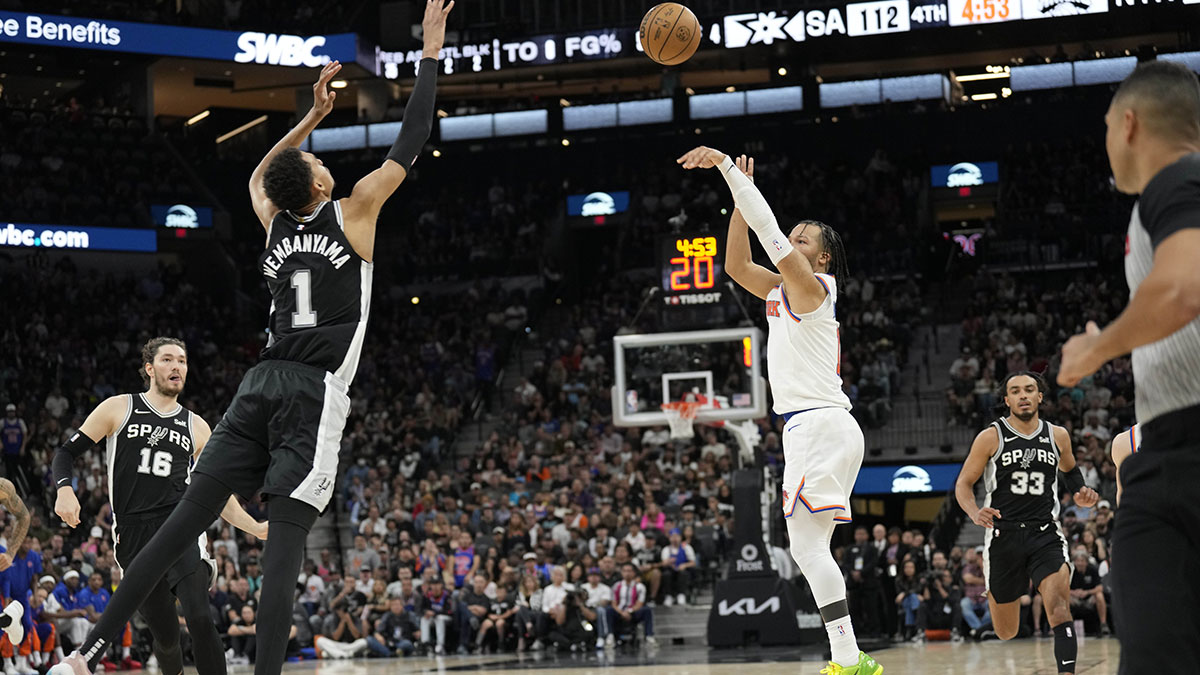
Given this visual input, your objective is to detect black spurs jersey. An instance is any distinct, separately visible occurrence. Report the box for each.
[259,200,372,384]
[108,393,196,522]
[981,418,1062,523]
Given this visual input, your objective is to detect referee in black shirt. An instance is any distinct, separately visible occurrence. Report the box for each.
[1058,60,1200,673]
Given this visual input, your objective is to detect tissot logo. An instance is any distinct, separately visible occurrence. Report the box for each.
[946,162,984,187]
[234,32,330,67]
[717,597,780,616]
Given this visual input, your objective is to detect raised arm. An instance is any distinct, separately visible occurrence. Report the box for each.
[248,60,343,230]
[0,478,29,570]
[53,395,126,528]
[679,146,828,312]
[191,416,269,540]
[955,427,1000,528]
[723,155,781,300]
[340,0,453,261]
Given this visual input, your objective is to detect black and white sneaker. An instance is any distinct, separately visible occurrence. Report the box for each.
[0,601,23,647]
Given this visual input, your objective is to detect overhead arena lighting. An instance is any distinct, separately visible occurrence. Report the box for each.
[186,110,210,126]
[215,115,268,144]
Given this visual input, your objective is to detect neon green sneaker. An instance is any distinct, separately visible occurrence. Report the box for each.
[819,651,883,675]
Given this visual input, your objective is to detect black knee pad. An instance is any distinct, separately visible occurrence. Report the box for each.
[1053,622,1077,673]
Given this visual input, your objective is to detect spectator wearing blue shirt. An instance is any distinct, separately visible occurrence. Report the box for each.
[75,573,109,618]
[1,542,42,646]
[52,571,91,647]
[76,572,139,669]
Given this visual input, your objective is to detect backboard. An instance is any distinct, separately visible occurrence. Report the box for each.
[611,327,766,427]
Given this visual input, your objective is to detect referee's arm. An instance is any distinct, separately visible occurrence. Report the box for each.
[1058,229,1200,385]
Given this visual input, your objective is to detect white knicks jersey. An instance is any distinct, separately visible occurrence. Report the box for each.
[764,273,851,413]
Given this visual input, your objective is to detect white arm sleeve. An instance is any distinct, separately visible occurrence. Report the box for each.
[718,155,794,266]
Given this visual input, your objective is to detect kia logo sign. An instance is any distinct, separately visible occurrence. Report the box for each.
[891,465,933,493]
[235,32,330,67]
[717,597,780,616]
[581,192,617,217]
[165,204,199,229]
[946,162,984,188]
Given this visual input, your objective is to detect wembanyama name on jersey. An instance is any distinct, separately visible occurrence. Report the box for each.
[260,231,353,280]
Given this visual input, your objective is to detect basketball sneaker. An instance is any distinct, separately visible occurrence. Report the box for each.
[46,652,93,675]
[1,601,24,646]
[819,651,883,675]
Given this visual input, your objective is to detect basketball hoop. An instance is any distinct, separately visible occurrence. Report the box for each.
[661,401,702,439]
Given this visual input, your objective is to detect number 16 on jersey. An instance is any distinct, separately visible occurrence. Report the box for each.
[846,0,911,36]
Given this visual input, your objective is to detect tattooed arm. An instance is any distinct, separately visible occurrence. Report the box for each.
[0,477,30,571]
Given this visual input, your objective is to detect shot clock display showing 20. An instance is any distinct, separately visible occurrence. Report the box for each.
[660,234,725,305]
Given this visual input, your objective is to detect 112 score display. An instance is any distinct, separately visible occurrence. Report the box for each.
[660,235,724,294]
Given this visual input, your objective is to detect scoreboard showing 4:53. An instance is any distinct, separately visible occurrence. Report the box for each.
[660,234,726,308]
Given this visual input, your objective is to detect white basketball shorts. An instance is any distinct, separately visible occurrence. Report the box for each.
[780,406,864,524]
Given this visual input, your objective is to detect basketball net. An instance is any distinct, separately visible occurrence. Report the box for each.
[661,400,701,439]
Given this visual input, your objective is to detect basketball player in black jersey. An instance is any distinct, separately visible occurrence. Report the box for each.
[955,372,1099,675]
[51,3,454,674]
[50,337,266,674]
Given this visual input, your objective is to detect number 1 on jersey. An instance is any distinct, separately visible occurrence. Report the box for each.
[291,269,318,328]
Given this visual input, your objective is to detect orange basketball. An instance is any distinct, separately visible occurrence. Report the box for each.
[639,3,701,66]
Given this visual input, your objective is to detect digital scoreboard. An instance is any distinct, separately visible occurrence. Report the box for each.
[660,234,725,307]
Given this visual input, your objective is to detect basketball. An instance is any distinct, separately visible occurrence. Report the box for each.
[639,3,701,66]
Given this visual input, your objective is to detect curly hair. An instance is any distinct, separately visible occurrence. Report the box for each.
[140,337,186,387]
[262,147,314,212]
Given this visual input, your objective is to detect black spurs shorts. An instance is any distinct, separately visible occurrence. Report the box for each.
[983,520,1069,604]
[193,360,349,512]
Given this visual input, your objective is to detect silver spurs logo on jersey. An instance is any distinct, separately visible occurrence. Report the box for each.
[146,427,168,447]
[261,233,351,280]
[1019,447,1037,469]
[125,423,192,452]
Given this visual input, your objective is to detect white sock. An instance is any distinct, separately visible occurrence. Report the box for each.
[825,614,859,667]
[122,646,131,659]
[54,646,65,662]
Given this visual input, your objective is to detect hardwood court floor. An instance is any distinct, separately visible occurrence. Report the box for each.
[235,637,1120,674]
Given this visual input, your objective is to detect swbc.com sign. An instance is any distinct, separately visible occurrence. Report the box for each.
[0,223,157,253]
[0,11,358,65]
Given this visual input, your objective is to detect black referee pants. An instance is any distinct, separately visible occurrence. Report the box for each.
[1112,404,1200,674]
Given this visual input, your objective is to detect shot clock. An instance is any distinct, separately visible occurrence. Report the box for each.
[659,234,727,308]
[661,235,721,293]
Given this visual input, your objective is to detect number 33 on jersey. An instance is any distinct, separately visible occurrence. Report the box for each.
[981,418,1063,522]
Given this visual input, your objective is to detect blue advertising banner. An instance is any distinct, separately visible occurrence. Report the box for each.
[0,222,157,252]
[851,463,962,495]
[0,11,358,66]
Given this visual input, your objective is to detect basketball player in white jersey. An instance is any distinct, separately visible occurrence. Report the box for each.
[1109,424,1139,505]
[679,149,881,675]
